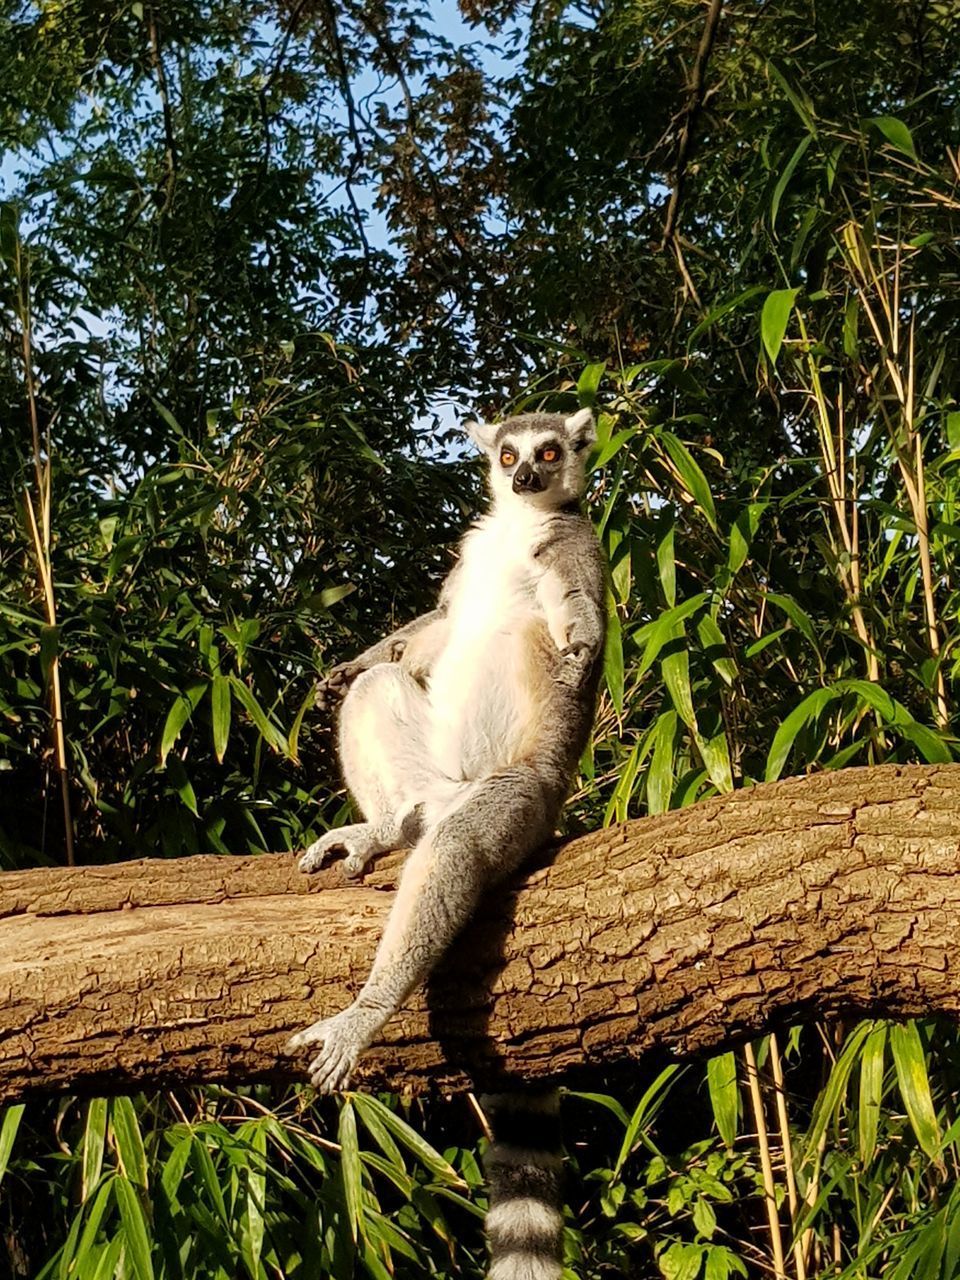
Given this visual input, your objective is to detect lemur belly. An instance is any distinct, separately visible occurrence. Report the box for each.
[427,512,549,780]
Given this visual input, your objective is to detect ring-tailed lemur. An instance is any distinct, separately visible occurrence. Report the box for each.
[288,408,606,1279]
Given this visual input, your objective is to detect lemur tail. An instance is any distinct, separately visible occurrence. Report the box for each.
[482,1091,565,1280]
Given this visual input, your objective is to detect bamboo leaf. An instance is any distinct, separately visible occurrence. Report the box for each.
[661,433,718,531]
[765,687,839,781]
[229,676,288,755]
[657,522,676,607]
[647,711,677,815]
[761,288,800,366]
[890,1021,941,1160]
[338,1100,363,1245]
[867,115,918,160]
[111,1097,148,1191]
[359,1094,464,1186]
[662,638,696,732]
[159,682,206,766]
[696,728,733,793]
[0,1103,25,1190]
[770,135,813,230]
[707,1052,739,1147]
[211,673,231,763]
[603,590,624,715]
[858,1022,887,1169]
[82,1098,108,1201]
[115,1175,155,1280]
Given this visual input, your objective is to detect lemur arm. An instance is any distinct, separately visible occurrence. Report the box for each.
[536,536,606,687]
[315,609,444,710]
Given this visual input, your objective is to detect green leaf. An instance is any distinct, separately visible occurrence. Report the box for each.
[657,522,676,607]
[338,1100,363,1245]
[763,592,820,650]
[858,1022,886,1169]
[687,285,768,348]
[647,711,677,815]
[613,1066,681,1176]
[696,728,733,793]
[74,1177,116,1274]
[707,1052,739,1147]
[82,1098,108,1201]
[637,595,709,677]
[319,583,356,609]
[843,296,860,360]
[761,288,800,366]
[693,1196,718,1240]
[359,1094,464,1186]
[148,396,185,437]
[728,505,758,578]
[697,614,736,686]
[111,1097,148,1190]
[946,411,960,450]
[0,1104,25,1190]
[211,674,231,763]
[662,637,696,732]
[661,432,718,531]
[159,682,206,766]
[114,1175,155,1280]
[603,591,624,715]
[229,676,289,755]
[770,135,813,230]
[237,1120,267,1279]
[590,428,637,471]
[765,686,839,781]
[802,1022,875,1163]
[890,1021,941,1160]
[867,115,918,160]
[577,361,607,404]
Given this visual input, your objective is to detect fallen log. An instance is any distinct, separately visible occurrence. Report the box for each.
[1,763,959,1102]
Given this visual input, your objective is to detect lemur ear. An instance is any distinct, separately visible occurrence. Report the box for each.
[465,418,498,450]
[564,407,596,453]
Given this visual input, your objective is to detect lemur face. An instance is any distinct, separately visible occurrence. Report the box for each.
[467,410,596,509]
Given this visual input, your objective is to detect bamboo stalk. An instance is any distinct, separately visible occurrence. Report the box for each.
[743,1041,787,1279]
[15,224,75,865]
[769,1034,806,1280]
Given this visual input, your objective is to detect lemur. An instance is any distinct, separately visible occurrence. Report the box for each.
[288,408,606,1279]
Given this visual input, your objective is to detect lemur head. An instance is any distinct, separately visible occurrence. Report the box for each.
[466,410,596,509]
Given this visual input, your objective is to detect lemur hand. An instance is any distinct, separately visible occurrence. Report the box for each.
[315,660,364,712]
[556,640,595,688]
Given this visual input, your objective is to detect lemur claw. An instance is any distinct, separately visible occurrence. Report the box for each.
[298,828,374,876]
[287,1010,364,1093]
[315,660,364,712]
[556,643,592,688]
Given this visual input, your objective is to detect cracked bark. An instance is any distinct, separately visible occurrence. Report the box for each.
[1,763,959,1103]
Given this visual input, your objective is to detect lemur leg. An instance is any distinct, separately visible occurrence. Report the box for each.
[288,762,560,1090]
[300,664,438,877]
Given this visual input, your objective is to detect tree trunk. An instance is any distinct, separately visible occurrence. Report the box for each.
[2,763,959,1103]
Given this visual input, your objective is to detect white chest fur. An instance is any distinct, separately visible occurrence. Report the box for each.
[427,502,550,779]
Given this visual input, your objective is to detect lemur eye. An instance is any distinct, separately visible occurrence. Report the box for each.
[539,446,561,463]
[500,449,517,467]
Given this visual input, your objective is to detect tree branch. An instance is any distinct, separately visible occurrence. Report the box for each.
[3,763,960,1103]
[661,0,724,252]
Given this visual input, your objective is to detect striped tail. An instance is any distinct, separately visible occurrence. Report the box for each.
[481,1090,565,1280]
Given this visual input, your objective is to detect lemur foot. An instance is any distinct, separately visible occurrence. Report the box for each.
[298,825,378,877]
[287,1008,369,1092]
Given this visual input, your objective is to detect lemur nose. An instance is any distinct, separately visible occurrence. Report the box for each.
[513,464,543,493]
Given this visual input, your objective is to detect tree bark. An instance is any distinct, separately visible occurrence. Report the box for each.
[2,763,959,1103]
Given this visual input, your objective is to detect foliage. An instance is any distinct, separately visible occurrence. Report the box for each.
[1,0,960,1278]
